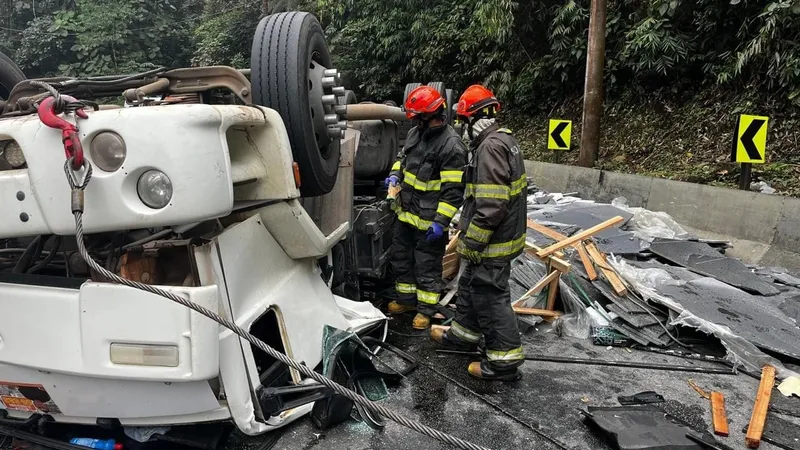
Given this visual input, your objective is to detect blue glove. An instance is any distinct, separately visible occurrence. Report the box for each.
[385,175,400,188]
[426,222,445,242]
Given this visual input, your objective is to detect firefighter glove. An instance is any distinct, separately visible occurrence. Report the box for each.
[426,222,445,242]
[457,240,483,264]
[385,175,400,188]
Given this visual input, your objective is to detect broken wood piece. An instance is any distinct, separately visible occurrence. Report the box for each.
[512,307,563,318]
[514,270,560,307]
[711,391,729,437]
[576,244,598,280]
[535,216,625,258]
[688,379,711,399]
[745,365,776,448]
[527,219,568,242]
[585,242,628,296]
[445,231,461,254]
[546,272,561,310]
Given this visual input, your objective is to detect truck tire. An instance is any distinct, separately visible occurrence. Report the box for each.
[0,51,25,100]
[251,12,341,197]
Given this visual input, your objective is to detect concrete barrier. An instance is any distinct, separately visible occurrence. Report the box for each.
[525,160,800,273]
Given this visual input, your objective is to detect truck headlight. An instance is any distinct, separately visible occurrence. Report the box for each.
[90,131,126,172]
[137,170,173,209]
[2,141,26,168]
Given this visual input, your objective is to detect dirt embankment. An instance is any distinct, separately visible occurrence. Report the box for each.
[506,89,800,196]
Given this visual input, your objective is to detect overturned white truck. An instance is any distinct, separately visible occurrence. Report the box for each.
[0,12,429,436]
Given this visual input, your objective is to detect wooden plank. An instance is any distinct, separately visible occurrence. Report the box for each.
[577,244,598,281]
[445,231,461,254]
[746,365,776,448]
[513,307,563,318]
[513,270,559,306]
[585,242,628,296]
[711,391,729,437]
[536,216,625,258]
[547,255,571,273]
[546,272,561,310]
[443,253,459,265]
[526,219,587,276]
[525,243,564,259]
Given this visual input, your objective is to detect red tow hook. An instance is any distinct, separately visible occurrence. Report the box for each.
[37,96,89,169]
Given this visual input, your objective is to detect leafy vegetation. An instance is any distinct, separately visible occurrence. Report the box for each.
[2,0,800,193]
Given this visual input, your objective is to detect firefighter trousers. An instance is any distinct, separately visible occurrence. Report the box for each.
[389,220,446,316]
[447,260,524,371]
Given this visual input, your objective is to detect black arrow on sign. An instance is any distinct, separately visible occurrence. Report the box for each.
[551,122,569,148]
[740,118,766,161]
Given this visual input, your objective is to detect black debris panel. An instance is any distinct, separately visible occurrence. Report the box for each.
[582,405,708,450]
[658,277,800,361]
[741,414,800,450]
[649,238,779,296]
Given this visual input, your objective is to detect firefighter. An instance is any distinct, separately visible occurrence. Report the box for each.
[385,86,467,330]
[431,85,527,381]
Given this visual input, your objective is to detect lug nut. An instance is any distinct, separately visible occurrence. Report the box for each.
[324,114,339,125]
[332,86,346,96]
[322,94,337,105]
[337,121,347,130]
[327,127,343,138]
[334,105,348,116]
[323,68,339,78]
[322,77,337,88]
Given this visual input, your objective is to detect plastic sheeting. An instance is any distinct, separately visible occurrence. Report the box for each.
[609,256,800,380]
[611,197,691,241]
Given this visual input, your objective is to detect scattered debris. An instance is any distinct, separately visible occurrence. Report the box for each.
[710,392,729,437]
[778,376,800,398]
[617,391,665,405]
[752,414,800,450]
[750,181,776,195]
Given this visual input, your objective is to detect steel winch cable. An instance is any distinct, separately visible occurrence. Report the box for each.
[61,159,492,450]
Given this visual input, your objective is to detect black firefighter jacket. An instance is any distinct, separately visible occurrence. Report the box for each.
[458,123,527,261]
[390,124,467,231]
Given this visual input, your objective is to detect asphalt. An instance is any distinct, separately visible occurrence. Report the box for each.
[225,314,800,450]
[3,314,797,450]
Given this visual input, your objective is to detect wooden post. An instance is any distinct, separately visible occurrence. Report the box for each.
[578,0,608,168]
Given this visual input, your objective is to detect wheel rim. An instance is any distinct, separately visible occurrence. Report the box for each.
[308,53,347,161]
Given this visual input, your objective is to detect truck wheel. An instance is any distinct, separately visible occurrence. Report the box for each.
[445,88,456,126]
[251,12,345,197]
[0,51,25,100]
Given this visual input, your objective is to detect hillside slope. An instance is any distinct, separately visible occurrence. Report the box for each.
[507,89,800,196]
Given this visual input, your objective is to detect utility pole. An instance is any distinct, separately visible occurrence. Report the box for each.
[578,0,608,168]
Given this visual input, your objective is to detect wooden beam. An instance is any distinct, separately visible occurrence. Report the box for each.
[746,365,776,448]
[546,272,561,310]
[513,270,559,306]
[513,307,563,318]
[525,244,564,260]
[527,219,569,241]
[536,216,624,258]
[585,242,628,296]
[711,391,729,437]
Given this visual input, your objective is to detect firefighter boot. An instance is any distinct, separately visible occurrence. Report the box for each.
[412,313,431,330]
[431,327,479,353]
[468,361,522,381]
[387,301,416,314]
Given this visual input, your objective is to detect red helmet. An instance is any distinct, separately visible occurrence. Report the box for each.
[456,85,501,118]
[404,86,445,119]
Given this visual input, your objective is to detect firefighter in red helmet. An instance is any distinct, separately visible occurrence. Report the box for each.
[385,85,467,330]
[431,84,527,381]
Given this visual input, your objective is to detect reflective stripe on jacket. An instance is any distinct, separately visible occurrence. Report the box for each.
[458,123,527,261]
[389,124,467,230]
